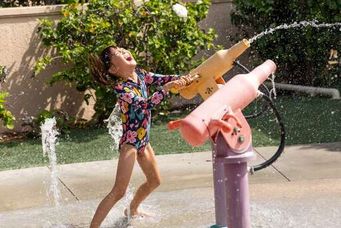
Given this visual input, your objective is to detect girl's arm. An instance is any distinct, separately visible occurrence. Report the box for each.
[115,84,167,110]
[144,72,179,87]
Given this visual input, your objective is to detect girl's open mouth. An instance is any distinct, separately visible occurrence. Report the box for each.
[126,56,132,61]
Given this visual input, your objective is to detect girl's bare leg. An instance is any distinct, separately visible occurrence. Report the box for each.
[90,144,137,228]
[128,143,161,216]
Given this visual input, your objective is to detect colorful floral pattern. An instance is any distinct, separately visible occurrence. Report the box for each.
[114,68,178,154]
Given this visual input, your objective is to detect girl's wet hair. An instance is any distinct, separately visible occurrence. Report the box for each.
[88,45,117,86]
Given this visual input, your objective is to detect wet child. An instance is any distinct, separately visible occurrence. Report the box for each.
[88,46,191,227]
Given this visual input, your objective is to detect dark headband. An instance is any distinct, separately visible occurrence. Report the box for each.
[102,50,111,70]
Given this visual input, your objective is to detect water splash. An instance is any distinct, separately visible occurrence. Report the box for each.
[249,21,341,43]
[40,118,61,207]
[103,184,160,227]
[269,73,277,99]
[123,185,134,224]
[105,103,123,151]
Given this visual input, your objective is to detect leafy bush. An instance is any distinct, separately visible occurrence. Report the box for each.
[0,65,15,129]
[0,92,15,129]
[0,0,63,7]
[0,65,8,83]
[231,0,340,88]
[0,0,87,7]
[35,0,217,123]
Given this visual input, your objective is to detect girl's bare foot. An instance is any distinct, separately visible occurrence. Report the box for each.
[124,208,154,218]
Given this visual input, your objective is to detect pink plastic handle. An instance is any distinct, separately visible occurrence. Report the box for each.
[222,114,242,128]
[208,119,233,133]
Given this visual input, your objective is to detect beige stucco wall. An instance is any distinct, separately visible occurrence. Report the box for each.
[0,5,97,133]
[0,0,236,133]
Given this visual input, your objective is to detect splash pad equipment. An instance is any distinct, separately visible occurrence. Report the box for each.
[168,39,285,227]
[169,60,276,228]
[172,39,285,172]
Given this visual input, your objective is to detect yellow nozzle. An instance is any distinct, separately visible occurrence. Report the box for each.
[178,39,250,100]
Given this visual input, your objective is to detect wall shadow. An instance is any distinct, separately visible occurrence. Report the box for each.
[2,21,92,133]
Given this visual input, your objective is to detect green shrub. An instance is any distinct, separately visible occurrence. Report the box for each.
[0,65,8,83]
[231,0,340,89]
[0,92,15,129]
[0,65,15,129]
[0,0,62,7]
[0,0,86,8]
[35,0,217,123]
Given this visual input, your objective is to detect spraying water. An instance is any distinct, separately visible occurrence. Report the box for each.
[105,103,123,151]
[40,117,61,207]
[249,20,341,43]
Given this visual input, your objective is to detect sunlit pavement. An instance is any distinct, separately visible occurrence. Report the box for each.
[0,142,340,227]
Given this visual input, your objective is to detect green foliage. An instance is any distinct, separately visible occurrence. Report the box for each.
[0,0,60,7]
[0,0,85,8]
[0,65,14,129]
[35,0,217,123]
[0,92,15,129]
[0,65,8,83]
[231,0,340,88]
[34,56,53,75]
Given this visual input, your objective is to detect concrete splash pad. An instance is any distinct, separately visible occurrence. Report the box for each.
[0,143,340,227]
[1,182,340,228]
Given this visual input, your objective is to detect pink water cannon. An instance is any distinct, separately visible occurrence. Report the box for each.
[168,59,277,228]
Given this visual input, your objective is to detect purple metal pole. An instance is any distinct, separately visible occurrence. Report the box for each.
[212,150,228,226]
[212,133,255,228]
[224,161,251,228]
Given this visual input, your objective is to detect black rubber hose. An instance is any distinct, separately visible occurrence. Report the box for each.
[251,93,286,172]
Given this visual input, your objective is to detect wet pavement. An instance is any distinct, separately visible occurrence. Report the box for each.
[0,142,340,227]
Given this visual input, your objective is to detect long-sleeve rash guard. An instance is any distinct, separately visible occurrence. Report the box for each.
[114,68,178,153]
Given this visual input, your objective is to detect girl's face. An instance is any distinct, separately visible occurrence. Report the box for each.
[108,47,137,79]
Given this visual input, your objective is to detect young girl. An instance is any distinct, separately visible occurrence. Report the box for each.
[88,46,190,227]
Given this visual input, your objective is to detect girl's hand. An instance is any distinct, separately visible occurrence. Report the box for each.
[179,74,191,86]
[163,78,186,92]
[163,74,199,92]
[180,74,199,86]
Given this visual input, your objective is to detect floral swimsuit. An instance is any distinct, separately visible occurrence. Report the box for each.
[114,69,178,154]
